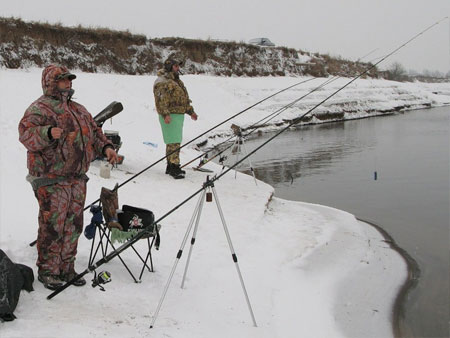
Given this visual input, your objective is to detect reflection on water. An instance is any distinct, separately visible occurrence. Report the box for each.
[252,143,350,183]
[235,119,377,186]
[220,107,450,338]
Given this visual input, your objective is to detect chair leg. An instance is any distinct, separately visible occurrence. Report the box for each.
[88,224,110,266]
[131,242,153,272]
[103,229,111,257]
[103,233,140,283]
[88,234,96,266]
[148,237,155,272]
[99,227,109,258]
[138,237,155,280]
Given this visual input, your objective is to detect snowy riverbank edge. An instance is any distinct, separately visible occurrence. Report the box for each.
[1,68,449,337]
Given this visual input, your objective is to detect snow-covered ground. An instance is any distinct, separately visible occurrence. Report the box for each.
[1,68,448,337]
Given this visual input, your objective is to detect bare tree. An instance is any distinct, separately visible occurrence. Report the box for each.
[431,70,444,78]
[386,62,407,81]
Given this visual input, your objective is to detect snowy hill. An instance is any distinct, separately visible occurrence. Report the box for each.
[0,17,379,78]
[1,68,449,337]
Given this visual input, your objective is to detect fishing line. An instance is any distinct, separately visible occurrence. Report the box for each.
[356,48,379,62]
[47,17,448,300]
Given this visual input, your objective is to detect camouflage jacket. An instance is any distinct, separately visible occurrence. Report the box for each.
[153,69,195,117]
[18,65,112,179]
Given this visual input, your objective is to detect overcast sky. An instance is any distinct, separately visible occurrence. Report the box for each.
[2,0,450,73]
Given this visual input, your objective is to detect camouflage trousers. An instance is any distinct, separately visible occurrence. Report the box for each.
[166,143,181,165]
[34,179,87,276]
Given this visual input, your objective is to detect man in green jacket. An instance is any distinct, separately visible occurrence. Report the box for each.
[153,54,198,179]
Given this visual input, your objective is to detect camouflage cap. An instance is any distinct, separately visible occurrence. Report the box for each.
[56,72,76,81]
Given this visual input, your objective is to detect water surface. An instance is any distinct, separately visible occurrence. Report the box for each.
[229,107,449,337]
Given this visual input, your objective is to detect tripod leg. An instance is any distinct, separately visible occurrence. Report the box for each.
[181,188,206,288]
[150,190,206,328]
[211,187,257,327]
[240,139,258,186]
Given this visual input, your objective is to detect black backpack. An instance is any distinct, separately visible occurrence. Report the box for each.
[0,249,34,321]
[117,205,160,249]
[118,205,155,232]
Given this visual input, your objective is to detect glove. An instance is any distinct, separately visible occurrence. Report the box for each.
[84,205,103,240]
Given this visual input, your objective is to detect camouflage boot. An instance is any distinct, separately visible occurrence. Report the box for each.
[38,273,63,290]
[60,270,87,286]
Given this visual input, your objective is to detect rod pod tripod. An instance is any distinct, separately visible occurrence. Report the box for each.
[150,176,257,328]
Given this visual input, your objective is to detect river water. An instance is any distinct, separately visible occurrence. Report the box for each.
[229,107,449,338]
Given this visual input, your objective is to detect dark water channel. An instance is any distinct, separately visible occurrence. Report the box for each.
[228,107,449,338]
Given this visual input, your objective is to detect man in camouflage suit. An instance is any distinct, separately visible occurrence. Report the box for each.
[18,65,118,290]
[153,54,198,179]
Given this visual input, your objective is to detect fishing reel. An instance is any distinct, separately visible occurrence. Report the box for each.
[92,270,112,291]
[198,152,209,166]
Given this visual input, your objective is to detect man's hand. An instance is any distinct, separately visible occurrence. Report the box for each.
[164,115,172,124]
[50,127,63,139]
[190,112,198,121]
[105,147,119,165]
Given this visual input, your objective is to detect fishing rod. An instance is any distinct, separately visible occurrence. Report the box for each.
[47,17,448,301]
[182,75,340,170]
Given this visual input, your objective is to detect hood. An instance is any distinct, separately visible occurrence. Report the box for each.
[156,68,179,80]
[157,68,169,77]
[41,65,76,97]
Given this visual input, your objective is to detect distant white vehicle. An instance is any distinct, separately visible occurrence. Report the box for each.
[248,38,275,47]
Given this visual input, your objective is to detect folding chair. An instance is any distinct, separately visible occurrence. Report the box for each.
[85,186,161,283]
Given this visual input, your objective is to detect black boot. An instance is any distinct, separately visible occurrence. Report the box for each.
[166,162,185,175]
[168,163,185,179]
[173,164,186,177]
